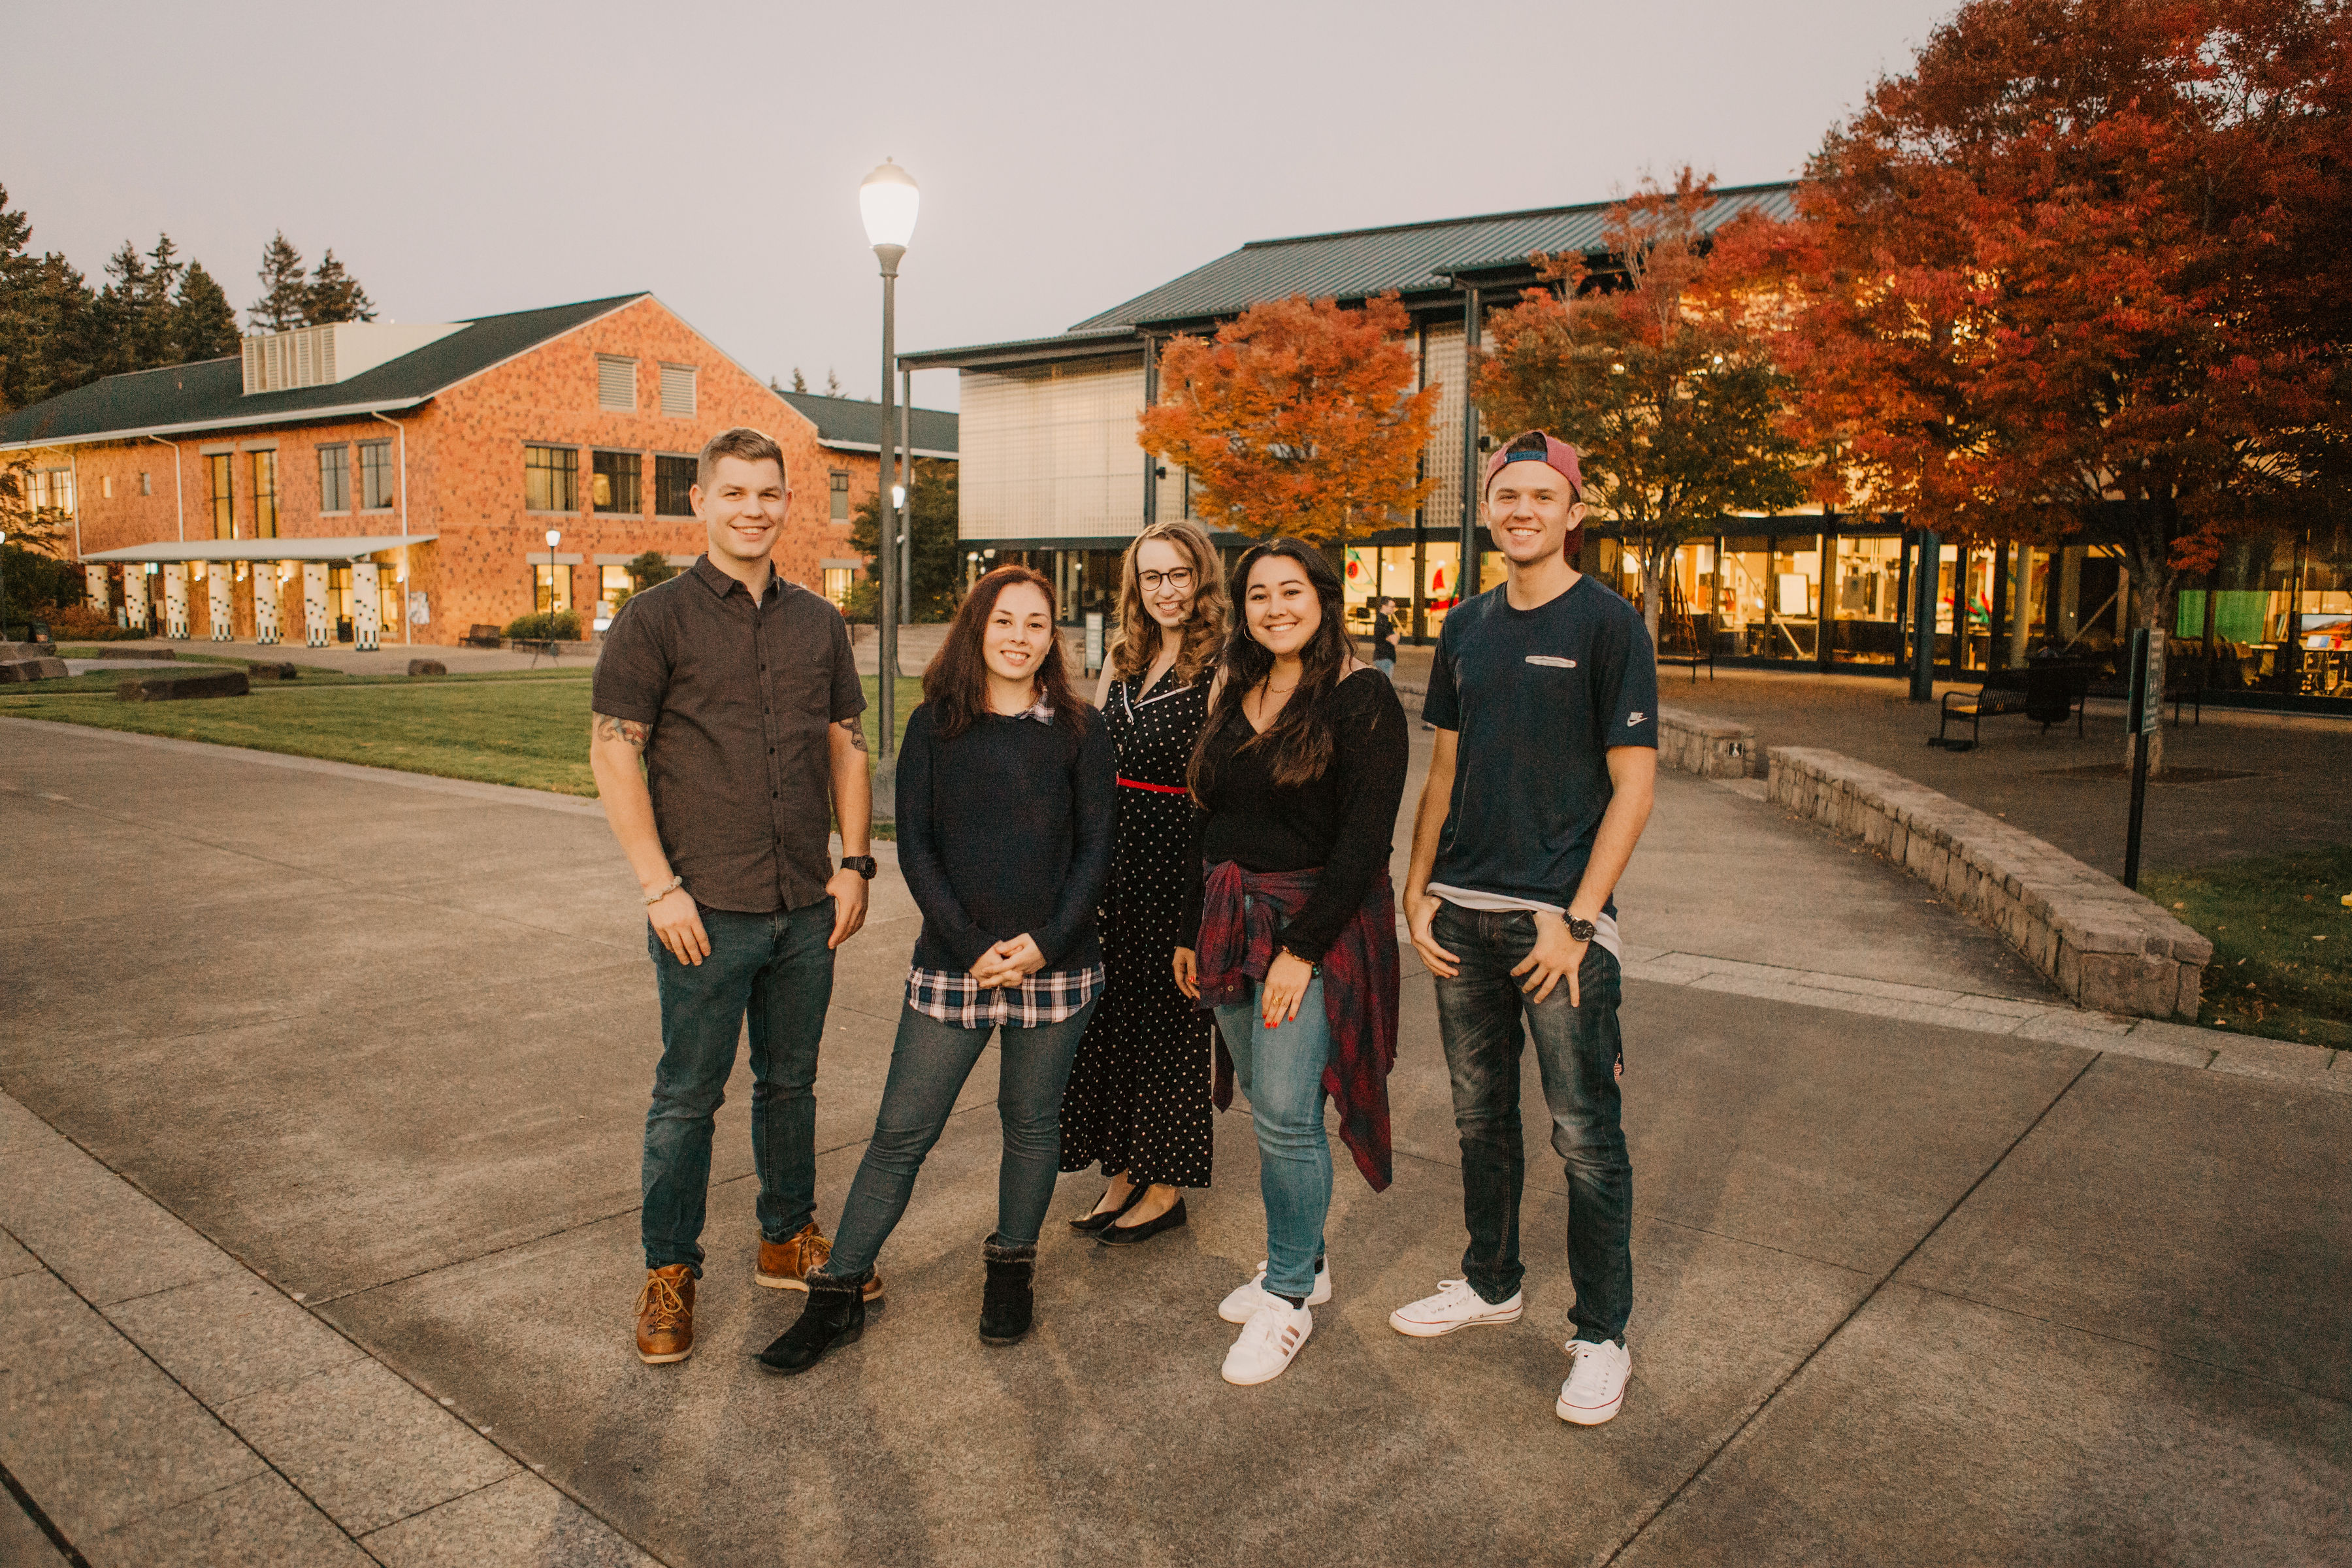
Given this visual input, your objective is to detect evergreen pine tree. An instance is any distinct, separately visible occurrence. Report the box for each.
[302,248,376,324]
[791,367,808,393]
[172,261,240,360]
[250,232,308,332]
[0,184,100,414]
[825,367,841,396]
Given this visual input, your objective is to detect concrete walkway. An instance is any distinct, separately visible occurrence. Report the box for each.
[1,719,2345,1565]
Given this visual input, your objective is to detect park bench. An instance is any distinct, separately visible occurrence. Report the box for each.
[1931,660,2089,750]
[463,624,504,649]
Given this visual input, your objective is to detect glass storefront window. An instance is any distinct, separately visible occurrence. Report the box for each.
[1829,534,1903,663]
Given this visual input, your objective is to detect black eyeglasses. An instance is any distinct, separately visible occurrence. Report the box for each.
[1138,568,1195,592]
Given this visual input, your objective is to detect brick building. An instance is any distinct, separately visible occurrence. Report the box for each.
[0,293,955,646]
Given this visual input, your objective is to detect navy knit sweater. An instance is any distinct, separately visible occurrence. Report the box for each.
[893,702,1117,974]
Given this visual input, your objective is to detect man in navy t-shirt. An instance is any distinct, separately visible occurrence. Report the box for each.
[1386,430,1658,1428]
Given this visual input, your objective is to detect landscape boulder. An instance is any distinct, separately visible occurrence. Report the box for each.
[118,669,249,702]
[246,661,299,680]
[0,657,69,683]
[97,647,171,660]
[408,658,448,677]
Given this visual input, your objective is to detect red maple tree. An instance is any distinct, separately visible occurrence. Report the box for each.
[1716,0,2349,768]
[1138,293,1437,563]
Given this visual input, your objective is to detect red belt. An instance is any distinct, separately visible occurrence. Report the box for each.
[1117,776,1189,794]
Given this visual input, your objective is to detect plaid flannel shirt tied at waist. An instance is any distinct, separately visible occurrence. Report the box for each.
[905,963,1105,1028]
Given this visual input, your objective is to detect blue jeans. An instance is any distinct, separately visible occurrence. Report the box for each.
[820,999,1098,1279]
[1431,902,1631,1345]
[1215,972,1333,1302]
[642,901,835,1273]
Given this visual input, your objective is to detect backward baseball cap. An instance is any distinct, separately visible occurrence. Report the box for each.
[1482,429,1584,498]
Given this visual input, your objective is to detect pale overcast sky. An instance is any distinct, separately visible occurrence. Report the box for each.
[7,0,1955,411]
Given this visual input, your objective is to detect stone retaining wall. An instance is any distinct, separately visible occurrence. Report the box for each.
[1767,747,2210,1019]
[1656,704,1759,779]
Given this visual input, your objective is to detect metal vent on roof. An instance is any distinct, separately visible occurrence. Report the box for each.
[598,355,637,410]
[659,363,696,417]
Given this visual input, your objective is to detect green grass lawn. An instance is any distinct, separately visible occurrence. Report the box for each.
[2145,845,2352,1051]
[1,672,925,801]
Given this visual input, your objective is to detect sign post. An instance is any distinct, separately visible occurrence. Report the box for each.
[2122,627,2155,889]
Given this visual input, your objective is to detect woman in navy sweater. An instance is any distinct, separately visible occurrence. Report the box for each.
[762,566,1115,1375]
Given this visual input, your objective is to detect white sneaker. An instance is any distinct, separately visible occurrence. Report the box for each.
[1387,1277,1524,1337]
[1221,1299,1313,1386]
[1556,1337,1631,1425]
[1217,1258,1331,1324]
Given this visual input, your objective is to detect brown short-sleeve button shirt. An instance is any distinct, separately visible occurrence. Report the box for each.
[593,556,865,914]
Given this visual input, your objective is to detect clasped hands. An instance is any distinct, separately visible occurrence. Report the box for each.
[968,933,1046,989]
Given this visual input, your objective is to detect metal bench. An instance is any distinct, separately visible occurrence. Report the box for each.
[1931,660,2089,750]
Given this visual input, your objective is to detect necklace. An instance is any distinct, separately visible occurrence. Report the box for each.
[1262,679,1298,695]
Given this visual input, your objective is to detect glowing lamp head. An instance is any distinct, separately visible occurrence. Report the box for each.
[859,159,920,253]
[544,529,561,549]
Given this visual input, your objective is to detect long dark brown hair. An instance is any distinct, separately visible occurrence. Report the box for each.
[923,565,1088,740]
[1108,519,1229,688]
[1190,538,1356,796]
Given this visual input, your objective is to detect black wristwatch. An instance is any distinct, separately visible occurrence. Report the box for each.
[1566,915,1597,943]
[840,855,878,880]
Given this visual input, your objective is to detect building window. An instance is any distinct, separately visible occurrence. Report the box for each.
[139,470,152,496]
[359,440,395,510]
[318,446,350,512]
[830,470,850,522]
[205,453,233,538]
[655,454,696,517]
[823,566,853,606]
[248,451,278,538]
[101,474,114,500]
[24,467,75,517]
[525,444,578,512]
[593,451,642,514]
[534,562,573,613]
[596,354,638,411]
[595,564,631,632]
[659,363,696,417]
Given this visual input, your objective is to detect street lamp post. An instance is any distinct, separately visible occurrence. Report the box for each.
[860,157,919,780]
[545,527,561,624]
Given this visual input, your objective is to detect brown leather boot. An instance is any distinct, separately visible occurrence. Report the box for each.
[757,1223,884,1303]
[634,1265,695,1364]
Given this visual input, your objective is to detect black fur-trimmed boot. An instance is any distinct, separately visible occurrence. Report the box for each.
[758,1269,867,1375]
[977,1235,1036,1347]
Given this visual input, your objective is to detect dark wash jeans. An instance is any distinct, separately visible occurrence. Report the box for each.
[642,900,835,1274]
[818,998,1098,1281]
[1431,902,1631,1345]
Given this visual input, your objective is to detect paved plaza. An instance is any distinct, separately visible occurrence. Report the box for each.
[1,715,2345,1566]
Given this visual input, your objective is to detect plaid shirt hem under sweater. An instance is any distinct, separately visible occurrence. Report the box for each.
[906,964,1105,1028]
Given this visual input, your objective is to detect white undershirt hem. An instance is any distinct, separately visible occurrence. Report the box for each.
[1426,885,1621,961]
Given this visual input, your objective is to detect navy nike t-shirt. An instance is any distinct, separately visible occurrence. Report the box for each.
[1422,575,1659,913]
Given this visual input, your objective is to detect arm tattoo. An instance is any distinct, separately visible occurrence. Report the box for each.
[593,712,651,752]
[838,717,869,753]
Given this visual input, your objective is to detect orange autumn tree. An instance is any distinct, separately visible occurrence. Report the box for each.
[1139,292,1438,566]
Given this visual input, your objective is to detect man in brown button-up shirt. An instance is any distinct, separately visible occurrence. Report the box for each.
[589,427,875,1365]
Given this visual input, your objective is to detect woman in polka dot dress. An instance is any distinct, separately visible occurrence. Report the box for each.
[1060,520,1230,1243]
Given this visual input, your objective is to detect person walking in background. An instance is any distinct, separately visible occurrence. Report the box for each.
[1390,431,1658,1427]
[1060,521,1229,1249]
[1369,597,1398,678]
[589,427,877,1367]
[1174,540,1408,1386]
[762,566,1115,1375]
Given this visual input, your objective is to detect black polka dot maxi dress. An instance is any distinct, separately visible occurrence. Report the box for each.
[1058,666,1215,1190]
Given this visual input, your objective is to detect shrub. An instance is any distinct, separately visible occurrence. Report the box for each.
[504,610,582,640]
[625,550,678,593]
[46,604,144,641]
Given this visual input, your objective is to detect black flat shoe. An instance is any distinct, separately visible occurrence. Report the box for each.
[1096,1195,1188,1247]
[1068,1183,1147,1235]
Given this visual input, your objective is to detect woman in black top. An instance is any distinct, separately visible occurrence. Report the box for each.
[1174,539,1408,1387]
[1060,519,1229,1246]
[762,566,1115,1375]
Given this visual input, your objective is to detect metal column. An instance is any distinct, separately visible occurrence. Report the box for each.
[1454,286,1484,603]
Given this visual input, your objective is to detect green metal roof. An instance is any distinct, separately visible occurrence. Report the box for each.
[775,391,957,458]
[1071,183,1797,330]
[0,294,648,449]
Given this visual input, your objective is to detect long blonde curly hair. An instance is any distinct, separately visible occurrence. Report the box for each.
[1107,519,1228,688]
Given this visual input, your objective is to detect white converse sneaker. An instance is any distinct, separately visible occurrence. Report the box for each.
[1220,1299,1313,1386]
[1387,1277,1524,1337]
[1217,1258,1332,1324]
[1556,1337,1631,1425]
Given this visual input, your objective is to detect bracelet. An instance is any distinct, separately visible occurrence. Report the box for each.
[1278,946,1320,977]
[642,875,683,905]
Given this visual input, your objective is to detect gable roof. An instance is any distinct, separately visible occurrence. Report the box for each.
[775,390,958,459]
[0,293,647,449]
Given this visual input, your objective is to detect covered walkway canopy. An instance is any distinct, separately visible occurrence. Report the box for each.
[80,534,436,564]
